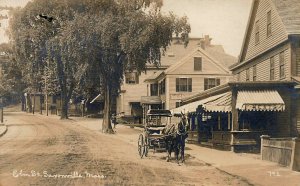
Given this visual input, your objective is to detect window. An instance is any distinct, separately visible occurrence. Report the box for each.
[125,72,139,84]
[194,57,202,71]
[159,79,166,95]
[237,72,240,81]
[255,20,260,44]
[279,51,285,78]
[176,78,192,92]
[246,68,250,81]
[150,83,158,96]
[176,101,182,108]
[267,11,272,37]
[204,78,220,90]
[253,65,257,81]
[270,56,275,80]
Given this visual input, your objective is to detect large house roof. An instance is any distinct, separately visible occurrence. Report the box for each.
[159,38,201,67]
[147,37,236,69]
[271,0,300,34]
[164,46,234,74]
[205,45,237,68]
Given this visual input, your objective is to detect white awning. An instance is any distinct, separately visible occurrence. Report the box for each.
[203,92,232,112]
[236,90,285,111]
[172,92,232,114]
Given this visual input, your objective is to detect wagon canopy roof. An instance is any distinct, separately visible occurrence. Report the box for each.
[147,109,172,117]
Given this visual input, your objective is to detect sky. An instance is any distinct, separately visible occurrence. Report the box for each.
[0,0,253,57]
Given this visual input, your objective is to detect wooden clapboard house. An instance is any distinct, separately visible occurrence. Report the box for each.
[116,36,236,123]
[230,0,300,137]
[144,36,236,111]
[173,0,300,152]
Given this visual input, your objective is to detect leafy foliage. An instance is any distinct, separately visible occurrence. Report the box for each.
[8,0,190,130]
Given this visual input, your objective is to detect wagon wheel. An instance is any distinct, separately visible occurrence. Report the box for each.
[138,134,145,158]
[144,136,149,157]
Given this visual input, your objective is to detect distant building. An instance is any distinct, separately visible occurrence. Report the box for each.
[116,36,236,123]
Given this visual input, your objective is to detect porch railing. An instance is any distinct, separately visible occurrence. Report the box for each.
[212,131,231,145]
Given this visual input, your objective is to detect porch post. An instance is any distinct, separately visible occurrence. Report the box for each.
[142,104,145,125]
[231,88,239,151]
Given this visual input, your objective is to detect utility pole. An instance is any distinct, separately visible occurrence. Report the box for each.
[33,92,35,115]
[45,76,48,116]
[0,98,3,123]
[0,107,3,123]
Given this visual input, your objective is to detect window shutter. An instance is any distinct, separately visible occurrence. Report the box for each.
[216,79,220,86]
[204,78,208,90]
[188,78,192,92]
[176,78,179,92]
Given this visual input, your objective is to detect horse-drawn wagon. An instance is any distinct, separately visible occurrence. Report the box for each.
[138,109,172,158]
[138,109,189,163]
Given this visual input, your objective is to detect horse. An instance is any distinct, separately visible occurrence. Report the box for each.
[163,112,189,163]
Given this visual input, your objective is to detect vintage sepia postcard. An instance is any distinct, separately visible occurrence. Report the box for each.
[0,0,299,185]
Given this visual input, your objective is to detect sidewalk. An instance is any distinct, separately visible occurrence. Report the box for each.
[33,114,300,186]
[186,144,300,186]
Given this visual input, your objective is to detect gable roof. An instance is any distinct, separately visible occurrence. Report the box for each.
[164,46,234,74]
[205,45,237,68]
[237,0,300,64]
[271,0,300,34]
[146,38,201,68]
[147,37,237,70]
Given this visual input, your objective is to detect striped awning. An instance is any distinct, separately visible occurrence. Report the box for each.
[172,92,232,114]
[203,92,232,112]
[236,90,285,111]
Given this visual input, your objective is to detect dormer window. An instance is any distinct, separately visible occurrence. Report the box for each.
[194,57,202,71]
[267,11,272,37]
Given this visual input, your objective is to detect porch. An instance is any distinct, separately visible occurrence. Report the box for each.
[172,82,295,152]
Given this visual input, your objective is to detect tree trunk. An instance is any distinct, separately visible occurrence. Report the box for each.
[60,95,68,119]
[55,54,74,120]
[102,83,114,133]
[60,83,74,119]
[26,95,32,113]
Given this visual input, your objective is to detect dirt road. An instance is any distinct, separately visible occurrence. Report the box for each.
[0,111,251,186]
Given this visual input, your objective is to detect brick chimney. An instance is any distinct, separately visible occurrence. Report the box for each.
[204,35,212,46]
[199,35,212,50]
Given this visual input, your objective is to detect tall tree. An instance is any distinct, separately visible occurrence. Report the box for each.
[0,43,26,106]
[8,0,190,127]
[8,0,93,119]
[84,1,191,133]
